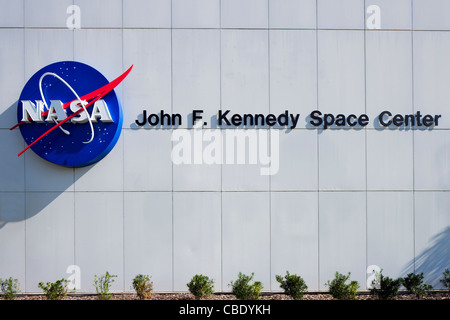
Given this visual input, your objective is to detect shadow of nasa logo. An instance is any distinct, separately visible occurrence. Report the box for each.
[11,61,132,167]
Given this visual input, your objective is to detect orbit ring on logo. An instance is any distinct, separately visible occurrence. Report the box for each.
[11,61,133,167]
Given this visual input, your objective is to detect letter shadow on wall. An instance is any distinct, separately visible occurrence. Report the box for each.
[305,113,366,133]
[372,112,436,131]
[402,226,450,288]
[0,100,98,229]
[129,109,181,129]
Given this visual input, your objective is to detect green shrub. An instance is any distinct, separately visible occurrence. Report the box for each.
[187,274,215,299]
[370,270,401,300]
[229,272,263,300]
[38,279,69,300]
[275,271,308,299]
[132,274,153,300]
[326,272,359,300]
[94,271,117,300]
[0,277,20,300]
[401,273,432,298]
[440,269,450,291]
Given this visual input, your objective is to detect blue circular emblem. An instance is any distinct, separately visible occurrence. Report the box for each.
[17,61,123,167]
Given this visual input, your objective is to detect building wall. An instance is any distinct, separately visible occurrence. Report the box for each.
[0,0,449,293]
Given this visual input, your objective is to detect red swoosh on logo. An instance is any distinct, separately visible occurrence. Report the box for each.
[15,65,133,157]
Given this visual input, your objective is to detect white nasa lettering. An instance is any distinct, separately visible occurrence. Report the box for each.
[21,100,45,123]
[45,100,68,122]
[70,100,89,123]
[90,100,113,123]
[21,99,113,123]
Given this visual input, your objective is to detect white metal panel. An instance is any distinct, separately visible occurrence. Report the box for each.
[221,129,271,191]
[413,32,450,129]
[24,0,73,28]
[0,29,24,129]
[269,0,316,29]
[24,150,75,192]
[269,30,317,126]
[318,0,364,29]
[318,192,366,290]
[318,129,366,191]
[365,31,413,125]
[25,192,74,293]
[221,29,269,116]
[318,30,365,116]
[414,192,450,288]
[74,0,122,28]
[172,0,220,28]
[367,192,414,280]
[122,29,172,129]
[413,0,450,30]
[414,130,450,190]
[270,192,319,291]
[0,130,25,192]
[222,192,270,291]
[123,0,171,28]
[172,29,220,129]
[366,130,413,191]
[0,192,25,291]
[123,129,173,191]
[24,29,74,81]
[271,129,318,191]
[74,192,124,293]
[172,128,222,191]
[221,0,268,29]
[0,0,24,27]
[173,192,222,291]
[124,192,173,292]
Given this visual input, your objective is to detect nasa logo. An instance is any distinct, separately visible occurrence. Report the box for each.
[11,61,132,167]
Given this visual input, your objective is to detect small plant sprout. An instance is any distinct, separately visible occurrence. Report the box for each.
[401,273,432,298]
[187,274,215,300]
[326,272,359,300]
[94,271,117,300]
[38,279,69,300]
[229,272,263,300]
[132,274,153,300]
[370,270,401,300]
[275,271,308,299]
[0,277,20,300]
[440,269,450,292]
